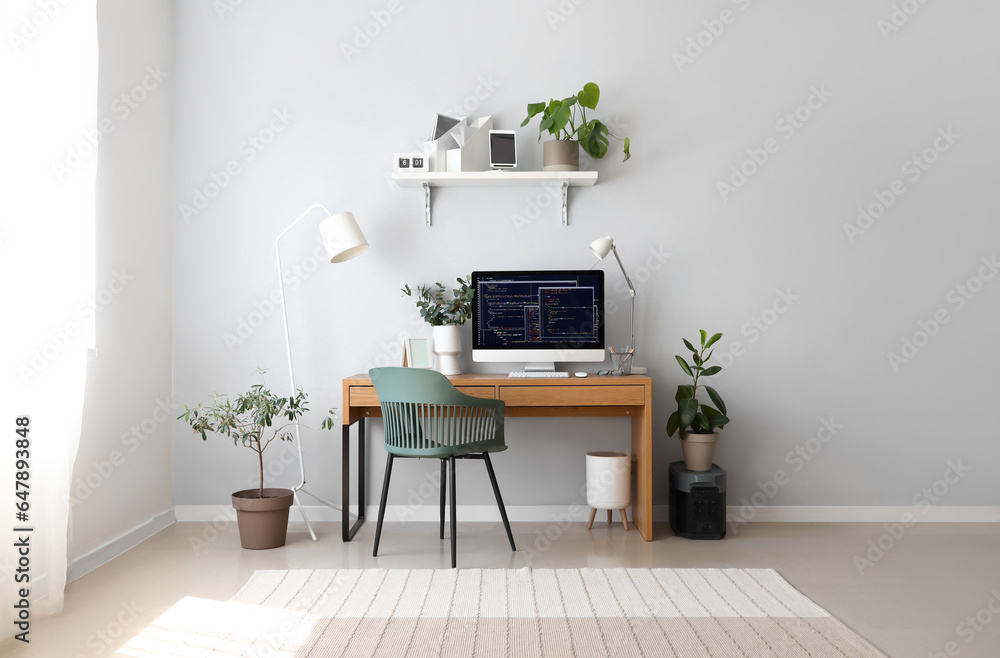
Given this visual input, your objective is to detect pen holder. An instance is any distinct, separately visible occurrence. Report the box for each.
[609,348,634,376]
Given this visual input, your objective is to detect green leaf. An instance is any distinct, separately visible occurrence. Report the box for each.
[521,102,545,126]
[691,413,710,432]
[561,94,578,107]
[709,414,730,430]
[666,410,680,438]
[675,355,693,377]
[675,385,694,402]
[580,119,609,159]
[705,386,726,415]
[705,332,723,349]
[700,405,720,418]
[701,365,721,377]
[621,136,630,162]
[693,353,702,366]
[699,329,708,345]
[682,338,696,353]
[678,398,699,428]
[549,104,572,136]
[578,82,600,110]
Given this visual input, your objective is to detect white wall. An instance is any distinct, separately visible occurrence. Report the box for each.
[171,1,1000,514]
[70,0,173,573]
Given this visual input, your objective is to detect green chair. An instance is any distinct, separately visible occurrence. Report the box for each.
[369,367,516,568]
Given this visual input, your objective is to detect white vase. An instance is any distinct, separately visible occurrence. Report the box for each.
[432,325,461,376]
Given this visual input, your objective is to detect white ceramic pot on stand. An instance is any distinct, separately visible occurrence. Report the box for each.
[585,451,631,531]
[433,325,461,376]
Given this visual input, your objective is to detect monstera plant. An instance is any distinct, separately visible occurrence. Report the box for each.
[521,82,631,170]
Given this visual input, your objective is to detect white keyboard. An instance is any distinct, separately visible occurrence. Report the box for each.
[507,371,569,378]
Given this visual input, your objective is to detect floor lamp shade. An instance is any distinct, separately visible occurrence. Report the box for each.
[320,211,369,263]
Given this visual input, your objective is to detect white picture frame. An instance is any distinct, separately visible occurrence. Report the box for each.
[489,129,517,169]
[402,336,434,369]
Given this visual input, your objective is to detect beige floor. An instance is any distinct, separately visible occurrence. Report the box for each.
[4,520,999,657]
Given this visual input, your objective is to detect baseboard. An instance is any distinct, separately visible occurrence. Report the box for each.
[172,504,1000,525]
[174,504,593,524]
[69,508,176,582]
[721,505,1000,524]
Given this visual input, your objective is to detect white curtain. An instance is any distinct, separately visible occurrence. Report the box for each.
[0,0,97,640]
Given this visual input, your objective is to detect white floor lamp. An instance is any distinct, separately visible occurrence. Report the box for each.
[275,205,369,540]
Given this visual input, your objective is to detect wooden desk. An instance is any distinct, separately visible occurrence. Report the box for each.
[342,373,654,541]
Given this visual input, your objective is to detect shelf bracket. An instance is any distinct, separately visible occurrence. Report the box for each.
[422,182,432,227]
[561,181,570,226]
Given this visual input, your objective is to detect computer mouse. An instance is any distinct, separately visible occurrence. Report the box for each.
[574,372,587,378]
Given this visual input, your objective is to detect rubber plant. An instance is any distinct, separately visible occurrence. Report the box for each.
[402,275,474,326]
[520,82,631,162]
[179,368,336,499]
[666,331,731,437]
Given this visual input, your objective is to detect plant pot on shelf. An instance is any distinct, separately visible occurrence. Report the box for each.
[543,139,580,171]
[679,432,719,472]
[433,324,462,376]
[231,488,294,549]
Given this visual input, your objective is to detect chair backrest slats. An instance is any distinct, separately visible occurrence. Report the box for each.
[370,368,506,458]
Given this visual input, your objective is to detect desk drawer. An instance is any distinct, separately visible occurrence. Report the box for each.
[499,385,644,407]
[349,386,495,407]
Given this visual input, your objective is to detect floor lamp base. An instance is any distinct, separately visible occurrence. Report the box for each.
[292,482,357,542]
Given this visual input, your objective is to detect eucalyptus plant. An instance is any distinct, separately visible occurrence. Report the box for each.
[178,368,336,499]
[520,82,631,162]
[666,331,731,437]
[402,275,474,326]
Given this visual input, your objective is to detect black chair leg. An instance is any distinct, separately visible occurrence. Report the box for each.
[373,454,394,557]
[449,455,457,568]
[483,452,516,552]
[439,458,447,540]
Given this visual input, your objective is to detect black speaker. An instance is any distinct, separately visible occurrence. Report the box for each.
[669,461,726,540]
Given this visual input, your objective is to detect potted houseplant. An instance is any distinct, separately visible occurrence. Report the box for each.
[178,368,335,549]
[402,275,473,376]
[666,331,731,471]
[520,82,631,171]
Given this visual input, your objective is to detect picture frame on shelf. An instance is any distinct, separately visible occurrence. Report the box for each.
[401,336,434,368]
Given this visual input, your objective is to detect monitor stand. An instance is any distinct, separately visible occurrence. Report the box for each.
[523,362,555,372]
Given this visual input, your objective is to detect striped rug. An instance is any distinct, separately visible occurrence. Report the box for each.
[117,568,886,657]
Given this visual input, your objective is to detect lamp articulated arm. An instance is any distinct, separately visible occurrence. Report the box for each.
[590,236,636,355]
[609,244,636,353]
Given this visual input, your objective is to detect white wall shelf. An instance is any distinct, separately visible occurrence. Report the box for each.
[392,171,598,227]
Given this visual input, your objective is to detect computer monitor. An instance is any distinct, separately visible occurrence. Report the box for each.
[472,270,605,371]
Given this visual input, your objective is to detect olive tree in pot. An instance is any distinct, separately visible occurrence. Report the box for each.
[402,275,473,376]
[666,331,731,472]
[179,369,335,549]
[521,82,631,171]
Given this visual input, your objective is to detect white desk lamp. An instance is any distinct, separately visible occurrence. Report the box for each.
[589,235,636,364]
[276,205,369,540]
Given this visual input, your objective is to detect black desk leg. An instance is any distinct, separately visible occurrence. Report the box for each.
[342,417,366,541]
